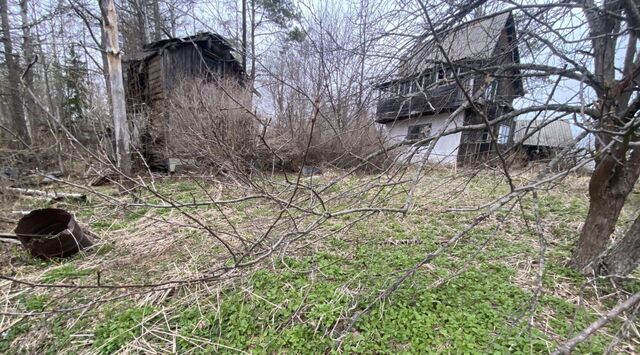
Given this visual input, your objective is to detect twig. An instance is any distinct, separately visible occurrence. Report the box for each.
[551,292,640,354]
[5,187,86,202]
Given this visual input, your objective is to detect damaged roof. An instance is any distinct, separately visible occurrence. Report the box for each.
[401,12,516,74]
[127,32,242,66]
[143,32,235,52]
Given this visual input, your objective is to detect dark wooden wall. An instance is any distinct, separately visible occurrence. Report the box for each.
[125,39,244,168]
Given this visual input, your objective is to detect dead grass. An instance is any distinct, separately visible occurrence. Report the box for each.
[0,168,638,353]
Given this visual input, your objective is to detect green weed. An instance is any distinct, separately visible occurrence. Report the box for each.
[93,306,156,354]
[41,264,94,283]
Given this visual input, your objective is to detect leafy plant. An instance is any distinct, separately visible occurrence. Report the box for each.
[93,306,156,354]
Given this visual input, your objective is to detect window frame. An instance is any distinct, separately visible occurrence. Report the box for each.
[497,125,511,144]
[406,123,432,141]
[484,81,498,100]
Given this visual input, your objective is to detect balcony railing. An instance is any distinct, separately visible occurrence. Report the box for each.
[376,82,469,123]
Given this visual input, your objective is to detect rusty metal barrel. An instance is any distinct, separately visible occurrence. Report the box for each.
[14,208,92,258]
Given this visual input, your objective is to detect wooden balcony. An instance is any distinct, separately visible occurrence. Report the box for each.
[375,82,467,123]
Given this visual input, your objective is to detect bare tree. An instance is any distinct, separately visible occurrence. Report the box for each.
[151,0,162,41]
[19,0,35,130]
[2,0,640,352]
[99,0,131,177]
[569,0,640,274]
[1,0,30,145]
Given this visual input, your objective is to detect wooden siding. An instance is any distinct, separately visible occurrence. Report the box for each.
[456,107,515,167]
[147,55,164,101]
[491,27,521,101]
[124,33,245,168]
[376,83,466,123]
[377,12,522,124]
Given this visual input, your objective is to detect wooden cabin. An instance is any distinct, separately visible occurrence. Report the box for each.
[375,12,523,167]
[124,32,245,168]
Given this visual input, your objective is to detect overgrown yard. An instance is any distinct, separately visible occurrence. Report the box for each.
[1,168,638,353]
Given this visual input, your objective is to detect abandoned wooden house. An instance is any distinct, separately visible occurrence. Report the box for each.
[513,119,574,161]
[375,12,523,167]
[124,32,245,168]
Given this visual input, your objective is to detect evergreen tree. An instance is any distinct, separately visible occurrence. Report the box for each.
[61,44,89,133]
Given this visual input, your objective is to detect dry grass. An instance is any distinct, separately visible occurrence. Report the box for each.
[0,168,638,353]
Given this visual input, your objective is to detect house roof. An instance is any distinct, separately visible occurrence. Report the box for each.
[143,32,235,52]
[513,119,574,148]
[127,32,242,65]
[401,12,514,75]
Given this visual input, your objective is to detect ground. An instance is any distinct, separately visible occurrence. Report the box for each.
[0,168,638,354]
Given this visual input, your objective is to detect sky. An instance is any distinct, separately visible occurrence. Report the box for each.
[8,0,635,140]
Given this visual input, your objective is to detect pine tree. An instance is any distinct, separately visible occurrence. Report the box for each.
[61,44,89,134]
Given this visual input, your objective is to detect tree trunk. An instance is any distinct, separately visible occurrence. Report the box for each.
[19,0,35,131]
[33,23,55,116]
[136,0,148,46]
[241,0,247,73]
[100,20,112,112]
[1,0,30,145]
[99,0,132,177]
[571,3,640,274]
[151,0,162,41]
[167,2,176,37]
[573,148,640,272]
[603,213,640,276]
[250,0,255,84]
[572,191,626,271]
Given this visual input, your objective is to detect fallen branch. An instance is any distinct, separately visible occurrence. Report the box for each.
[5,187,86,202]
[551,292,640,354]
[0,232,21,244]
[11,211,30,216]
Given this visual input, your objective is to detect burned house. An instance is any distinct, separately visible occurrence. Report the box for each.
[125,32,245,167]
[513,119,574,161]
[375,12,523,167]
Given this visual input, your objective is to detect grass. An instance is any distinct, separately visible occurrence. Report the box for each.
[41,264,95,283]
[93,306,157,354]
[0,168,638,353]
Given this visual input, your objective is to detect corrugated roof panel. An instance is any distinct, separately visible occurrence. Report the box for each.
[513,120,573,147]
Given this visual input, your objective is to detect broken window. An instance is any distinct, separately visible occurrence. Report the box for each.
[481,131,490,142]
[407,123,432,141]
[484,81,498,100]
[399,82,408,95]
[446,68,455,79]
[420,73,433,90]
[410,80,418,93]
[379,85,393,99]
[498,125,510,144]
[380,83,398,98]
